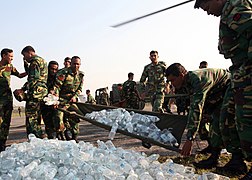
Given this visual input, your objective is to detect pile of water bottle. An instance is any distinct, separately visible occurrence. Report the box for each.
[85,108,179,147]
[0,135,229,179]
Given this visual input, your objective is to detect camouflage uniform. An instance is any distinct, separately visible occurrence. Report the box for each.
[218,0,252,160]
[53,67,84,137]
[184,68,230,149]
[99,90,109,105]
[22,55,48,138]
[175,87,190,115]
[140,61,166,112]
[122,80,139,109]
[0,64,22,144]
[41,73,56,139]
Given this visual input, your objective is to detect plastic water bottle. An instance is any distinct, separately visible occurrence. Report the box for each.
[108,122,118,140]
[125,122,133,133]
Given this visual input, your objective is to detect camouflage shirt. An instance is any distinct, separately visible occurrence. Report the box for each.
[182,68,230,139]
[0,64,21,103]
[219,0,252,65]
[54,67,84,104]
[86,94,95,104]
[122,80,138,99]
[22,55,48,100]
[140,61,166,91]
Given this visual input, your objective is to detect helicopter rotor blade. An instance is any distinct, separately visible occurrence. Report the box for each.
[111,0,195,28]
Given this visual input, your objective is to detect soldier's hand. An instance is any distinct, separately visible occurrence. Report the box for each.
[50,90,56,95]
[53,104,59,109]
[181,140,193,157]
[70,97,77,103]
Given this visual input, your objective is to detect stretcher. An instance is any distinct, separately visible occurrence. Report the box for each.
[58,102,187,152]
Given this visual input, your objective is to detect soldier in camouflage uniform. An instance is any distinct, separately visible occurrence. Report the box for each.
[41,61,59,139]
[99,88,110,106]
[85,89,96,104]
[140,50,166,112]
[21,46,48,139]
[166,63,230,168]
[53,56,84,142]
[64,57,71,68]
[0,48,27,151]
[195,0,252,178]
[122,72,141,109]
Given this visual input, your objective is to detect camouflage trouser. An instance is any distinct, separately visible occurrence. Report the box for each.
[220,85,241,154]
[0,101,13,141]
[197,104,223,148]
[208,108,223,148]
[220,61,252,160]
[41,103,56,139]
[196,82,229,149]
[149,87,165,113]
[198,121,210,141]
[25,99,43,138]
[54,103,80,136]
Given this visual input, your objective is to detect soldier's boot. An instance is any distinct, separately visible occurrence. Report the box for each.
[39,132,48,139]
[64,130,72,141]
[56,131,65,140]
[193,148,221,169]
[46,131,55,139]
[0,139,6,152]
[72,133,79,143]
[240,168,252,180]
[216,153,247,175]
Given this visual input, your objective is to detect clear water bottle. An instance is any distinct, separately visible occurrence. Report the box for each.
[108,122,118,140]
[125,122,133,133]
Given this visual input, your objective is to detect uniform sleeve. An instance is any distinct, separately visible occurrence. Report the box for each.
[22,61,40,91]
[11,66,20,77]
[228,1,252,60]
[73,73,84,99]
[186,76,211,139]
[140,66,148,89]
[53,71,66,96]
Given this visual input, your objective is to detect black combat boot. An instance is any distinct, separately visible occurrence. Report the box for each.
[240,168,252,180]
[56,131,65,140]
[72,133,79,143]
[193,148,221,169]
[64,130,72,141]
[0,139,6,152]
[216,153,247,175]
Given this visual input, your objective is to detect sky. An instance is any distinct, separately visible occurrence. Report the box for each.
[1,0,232,106]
